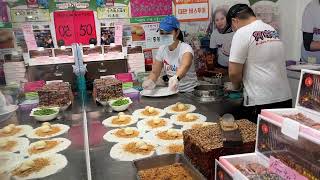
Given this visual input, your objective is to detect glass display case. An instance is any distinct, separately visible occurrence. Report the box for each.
[261,69,320,139]
[0,43,244,180]
[0,82,90,180]
[0,44,92,180]
[216,69,320,180]
[85,92,221,180]
[218,114,320,180]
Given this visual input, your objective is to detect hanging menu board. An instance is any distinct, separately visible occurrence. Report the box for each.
[54,10,97,46]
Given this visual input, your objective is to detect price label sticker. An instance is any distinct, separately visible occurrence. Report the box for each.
[46,80,63,84]
[281,118,300,140]
[101,75,115,79]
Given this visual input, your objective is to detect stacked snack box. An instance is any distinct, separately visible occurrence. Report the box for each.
[38,82,72,107]
[261,69,320,139]
[183,119,257,180]
[93,77,123,101]
[216,69,320,180]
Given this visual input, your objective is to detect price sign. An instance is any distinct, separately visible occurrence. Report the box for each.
[22,23,37,50]
[73,11,97,45]
[175,0,209,21]
[54,11,75,46]
[97,6,129,19]
[269,156,308,180]
[54,10,97,46]
[11,9,50,22]
[143,23,161,49]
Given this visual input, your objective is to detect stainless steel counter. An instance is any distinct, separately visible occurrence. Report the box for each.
[0,92,242,180]
[85,93,242,180]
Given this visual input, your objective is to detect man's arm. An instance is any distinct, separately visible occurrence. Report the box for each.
[228,30,249,90]
[228,62,243,90]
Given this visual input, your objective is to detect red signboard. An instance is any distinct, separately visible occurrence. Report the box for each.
[73,11,97,45]
[54,11,75,46]
[54,10,97,46]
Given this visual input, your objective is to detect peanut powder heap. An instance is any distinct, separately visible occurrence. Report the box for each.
[11,158,50,177]
[138,163,193,180]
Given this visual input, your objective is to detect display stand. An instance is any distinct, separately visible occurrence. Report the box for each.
[216,69,320,180]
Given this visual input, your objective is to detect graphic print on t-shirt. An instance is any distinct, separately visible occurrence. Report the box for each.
[163,59,178,76]
[252,30,280,45]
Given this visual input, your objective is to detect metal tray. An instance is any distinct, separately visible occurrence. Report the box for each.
[193,84,224,98]
[132,153,206,180]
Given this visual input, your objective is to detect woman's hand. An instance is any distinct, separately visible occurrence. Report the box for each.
[168,75,179,91]
[142,79,156,90]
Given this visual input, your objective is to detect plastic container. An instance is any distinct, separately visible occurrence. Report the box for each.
[217,115,320,180]
[115,73,133,82]
[124,88,140,102]
[23,80,45,92]
[261,69,320,140]
[0,105,18,123]
[216,70,320,180]
[19,99,39,111]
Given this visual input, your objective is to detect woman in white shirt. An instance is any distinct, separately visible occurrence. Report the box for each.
[301,0,320,63]
[142,15,198,92]
[209,8,234,68]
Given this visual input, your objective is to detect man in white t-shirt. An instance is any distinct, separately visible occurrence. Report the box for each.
[301,0,320,63]
[226,4,292,123]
